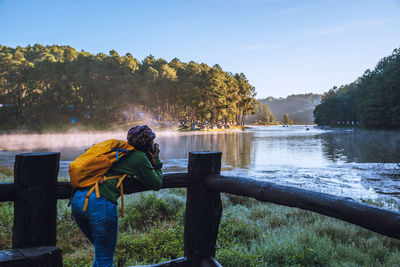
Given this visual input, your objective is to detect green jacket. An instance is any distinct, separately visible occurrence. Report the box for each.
[99,150,163,204]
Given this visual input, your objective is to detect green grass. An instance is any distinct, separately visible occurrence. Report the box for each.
[0,171,399,267]
[218,195,400,267]
[0,167,13,183]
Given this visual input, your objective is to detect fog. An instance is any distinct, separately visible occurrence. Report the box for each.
[0,129,241,151]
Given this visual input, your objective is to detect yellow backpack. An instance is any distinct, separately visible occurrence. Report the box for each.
[69,139,134,216]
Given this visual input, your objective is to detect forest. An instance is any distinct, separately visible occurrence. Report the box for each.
[259,94,321,124]
[314,48,400,129]
[0,44,257,131]
[244,101,275,125]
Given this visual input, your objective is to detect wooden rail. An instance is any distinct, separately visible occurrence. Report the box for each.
[0,173,192,202]
[205,175,400,240]
[0,151,399,266]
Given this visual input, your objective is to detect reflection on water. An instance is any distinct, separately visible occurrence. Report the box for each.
[321,130,400,163]
[0,126,399,204]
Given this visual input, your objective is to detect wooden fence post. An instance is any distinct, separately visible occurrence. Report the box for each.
[184,152,223,266]
[12,152,60,248]
[0,246,62,267]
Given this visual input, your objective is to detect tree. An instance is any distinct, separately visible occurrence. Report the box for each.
[283,114,289,125]
[259,93,321,124]
[245,102,273,125]
[0,44,258,130]
[314,47,400,129]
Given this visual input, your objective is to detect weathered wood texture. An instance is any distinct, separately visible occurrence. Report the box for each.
[55,172,192,199]
[0,183,15,201]
[133,257,191,266]
[12,153,60,248]
[206,175,400,240]
[130,256,222,267]
[198,257,223,267]
[0,246,62,267]
[184,152,223,266]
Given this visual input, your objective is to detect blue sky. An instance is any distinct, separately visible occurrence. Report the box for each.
[1,0,399,98]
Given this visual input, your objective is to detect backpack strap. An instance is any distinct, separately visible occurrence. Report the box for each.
[81,174,128,218]
[111,140,133,161]
[83,183,98,212]
[116,174,128,217]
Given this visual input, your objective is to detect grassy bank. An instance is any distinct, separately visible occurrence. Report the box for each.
[0,170,400,266]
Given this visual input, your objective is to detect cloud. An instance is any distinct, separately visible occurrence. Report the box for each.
[305,18,396,38]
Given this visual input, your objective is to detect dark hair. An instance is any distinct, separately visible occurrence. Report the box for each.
[135,141,156,167]
[134,141,153,153]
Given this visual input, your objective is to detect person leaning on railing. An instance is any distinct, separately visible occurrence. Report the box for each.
[70,125,163,267]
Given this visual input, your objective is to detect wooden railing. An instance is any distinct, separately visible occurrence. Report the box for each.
[0,151,399,266]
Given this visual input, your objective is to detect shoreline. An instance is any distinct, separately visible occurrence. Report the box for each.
[0,122,321,135]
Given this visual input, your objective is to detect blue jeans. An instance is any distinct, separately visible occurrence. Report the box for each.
[71,189,118,267]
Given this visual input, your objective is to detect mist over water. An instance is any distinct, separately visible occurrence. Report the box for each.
[1,126,399,205]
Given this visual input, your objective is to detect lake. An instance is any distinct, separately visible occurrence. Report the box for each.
[0,125,399,205]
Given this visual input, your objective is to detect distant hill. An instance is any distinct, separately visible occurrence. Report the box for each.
[259,93,321,124]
